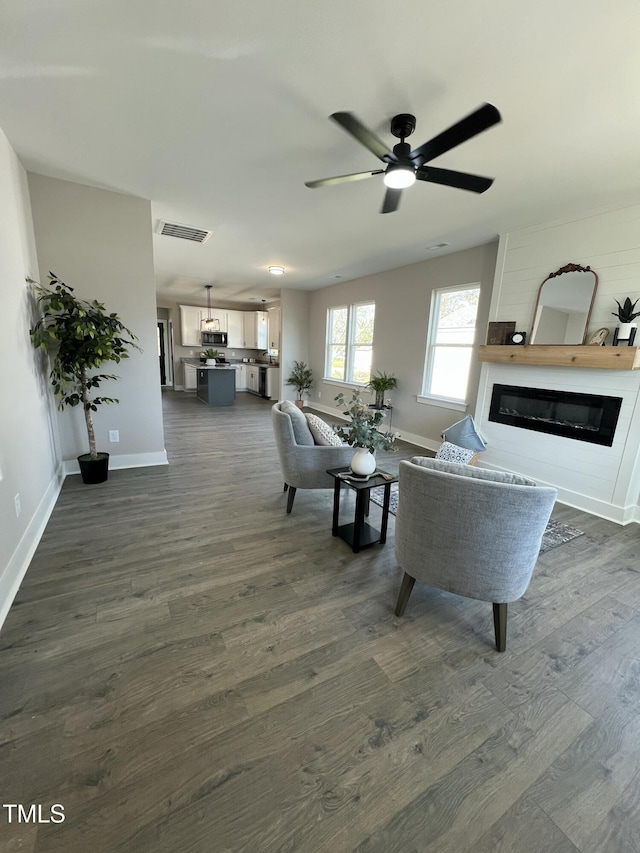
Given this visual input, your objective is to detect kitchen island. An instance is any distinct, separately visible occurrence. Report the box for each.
[196,365,236,406]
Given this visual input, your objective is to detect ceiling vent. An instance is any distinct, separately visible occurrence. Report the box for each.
[156,221,212,243]
[427,242,451,250]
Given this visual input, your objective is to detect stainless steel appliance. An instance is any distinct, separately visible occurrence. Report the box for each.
[201,331,228,346]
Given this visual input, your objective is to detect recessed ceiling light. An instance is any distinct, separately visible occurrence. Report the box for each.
[268,265,285,276]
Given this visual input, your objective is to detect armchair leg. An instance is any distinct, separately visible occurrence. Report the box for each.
[286,486,297,514]
[394,573,416,617]
[284,483,288,492]
[493,603,507,652]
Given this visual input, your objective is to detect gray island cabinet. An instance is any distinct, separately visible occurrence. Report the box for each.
[197,367,236,406]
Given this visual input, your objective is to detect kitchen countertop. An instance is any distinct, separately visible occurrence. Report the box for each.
[182,358,280,368]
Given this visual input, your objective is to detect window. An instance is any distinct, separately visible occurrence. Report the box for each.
[326,302,375,384]
[423,284,480,402]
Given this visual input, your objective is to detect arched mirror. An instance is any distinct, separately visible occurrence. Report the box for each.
[530,263,598,345]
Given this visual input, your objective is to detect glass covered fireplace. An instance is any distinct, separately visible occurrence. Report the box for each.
[489,384,622,446]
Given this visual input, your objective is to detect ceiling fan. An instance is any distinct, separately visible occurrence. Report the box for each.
[305,103,501,213]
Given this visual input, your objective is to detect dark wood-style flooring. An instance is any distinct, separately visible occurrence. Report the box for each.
[1,390,640,852]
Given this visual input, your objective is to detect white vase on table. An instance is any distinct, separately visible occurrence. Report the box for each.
[350,448,376,476]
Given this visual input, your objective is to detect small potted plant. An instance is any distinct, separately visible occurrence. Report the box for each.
[334,389,397,475]
[203,348,219,365]
[367,370,397,409]
[285,360,313,408]
[29,272,140,484]
[612,297,640,345]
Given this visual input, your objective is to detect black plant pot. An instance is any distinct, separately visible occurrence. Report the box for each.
[78,452,110,485]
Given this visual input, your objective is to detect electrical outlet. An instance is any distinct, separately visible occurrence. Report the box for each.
[14,493,21,518]
[231,351,236,356]
[318,391,321,399]
[109,430,120,443]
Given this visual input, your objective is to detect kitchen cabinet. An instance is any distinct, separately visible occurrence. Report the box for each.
[247,365,261,395]
[243,311,268,349]
[268,306,281,351]
[197,367,236,406]
[180,304,229,346]
[183,362,198,390]
[226,310,245,348]
[179,305,202,346]
[236,364,247,390]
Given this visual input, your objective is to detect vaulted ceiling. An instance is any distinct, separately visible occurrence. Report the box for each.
[2,1,639,305]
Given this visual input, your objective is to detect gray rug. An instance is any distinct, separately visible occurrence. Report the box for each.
[369,483,583,554]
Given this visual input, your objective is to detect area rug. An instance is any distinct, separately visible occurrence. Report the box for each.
[369,483,583,554]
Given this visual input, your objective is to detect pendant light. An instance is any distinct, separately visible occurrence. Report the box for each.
[202,285,219,331]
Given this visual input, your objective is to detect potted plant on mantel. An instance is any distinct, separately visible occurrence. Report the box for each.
[334,389,397,476]
[367,370,398,409]
[285,360,313,408]
[612,297,640,346]
[29,272,140,485]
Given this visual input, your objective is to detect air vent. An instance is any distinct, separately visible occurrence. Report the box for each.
[156,221,212,243]
[427,242,450,251]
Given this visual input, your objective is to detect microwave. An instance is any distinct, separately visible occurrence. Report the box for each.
[201,331,228,346]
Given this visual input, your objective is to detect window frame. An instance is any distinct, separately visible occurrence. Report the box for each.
[422,282,480,405]
[325,300,375,385]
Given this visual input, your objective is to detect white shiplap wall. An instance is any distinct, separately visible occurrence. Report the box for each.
[476,202,640,524]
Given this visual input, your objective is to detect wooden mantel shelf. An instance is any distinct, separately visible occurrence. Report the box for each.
[478,345,640,370]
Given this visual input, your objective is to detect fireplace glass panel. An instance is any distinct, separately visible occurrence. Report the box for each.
[489,384,622,446]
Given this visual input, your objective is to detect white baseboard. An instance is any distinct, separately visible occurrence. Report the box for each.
[476,459,638,526]
[0,466,65,630]
[63,450,169,475]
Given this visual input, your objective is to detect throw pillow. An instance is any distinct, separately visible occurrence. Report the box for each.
[305,413,343,446]
[441,414,487,451]
[435,441,479,466]
[280,400,315,446]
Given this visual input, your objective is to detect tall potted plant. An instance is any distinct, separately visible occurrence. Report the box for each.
[29,272,140,484]
[367,370,397,409]
[285,360,313,408]
[334,389,397,475]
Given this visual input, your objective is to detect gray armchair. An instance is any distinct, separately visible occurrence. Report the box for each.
[272,402,354,513]
[394,457,557,651]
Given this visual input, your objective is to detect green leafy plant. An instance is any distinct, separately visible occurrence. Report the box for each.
[612,297,640,323]
[285,360,313,400]
[203,348,219,358]
[334,390,397,453]
[367,370,397,409]
[29,272,140,459]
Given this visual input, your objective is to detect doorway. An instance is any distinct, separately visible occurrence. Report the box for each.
[157,319,173,386]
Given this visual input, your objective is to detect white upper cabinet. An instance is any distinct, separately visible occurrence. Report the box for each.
[179,305,202,346]
[242,311,268,349]
[267,306,281,350]
[226,310,245,348]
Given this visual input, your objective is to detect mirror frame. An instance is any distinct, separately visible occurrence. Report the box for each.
[530,262,598,345]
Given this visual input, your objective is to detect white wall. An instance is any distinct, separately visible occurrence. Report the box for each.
[308,243,498,447]
[280,289,311,402]
[28,174,167,472]
[477,202,640,523]
[0,128,63,627]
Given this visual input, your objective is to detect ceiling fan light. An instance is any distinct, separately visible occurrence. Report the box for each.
[268,265,285,276]
[383,167,416,189]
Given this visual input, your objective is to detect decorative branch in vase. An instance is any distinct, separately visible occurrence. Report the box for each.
[334,389,397,476]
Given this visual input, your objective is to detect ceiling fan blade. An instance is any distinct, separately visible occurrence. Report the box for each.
[305,169,384,189]
[330,112,394,162]
[409,103,501,166]
[416,166,494,194]
[381,188,402,214]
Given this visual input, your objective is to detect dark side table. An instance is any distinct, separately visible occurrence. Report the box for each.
[327,467,398,554]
